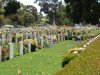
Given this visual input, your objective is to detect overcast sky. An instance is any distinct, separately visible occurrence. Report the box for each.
[16,0,65,12]
[17,0,41,12]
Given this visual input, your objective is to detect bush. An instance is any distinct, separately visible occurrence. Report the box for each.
[62,53,77,67]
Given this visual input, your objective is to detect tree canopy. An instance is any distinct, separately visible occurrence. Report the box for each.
[64,0,100,25]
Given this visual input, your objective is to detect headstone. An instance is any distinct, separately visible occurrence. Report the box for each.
[40,37,44,48]
[35,37,38,49]
[30,32,33,39]
[28,39,31,52]
[50,36,54,47]
[0,46,1,62]
[61,33,63,41]
[1,35,5,47]
[34,32,37,38]
[9,34,12,43]
[21,33,23,41]
[19,41,23,55]
[25,32,28,39]
[57,34,60,42]
[15,34,18,43]
[0,38,1,46]
[9,43,14,59]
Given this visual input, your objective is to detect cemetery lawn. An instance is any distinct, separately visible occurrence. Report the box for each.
[56,37,100,75]
[0,40,77,75]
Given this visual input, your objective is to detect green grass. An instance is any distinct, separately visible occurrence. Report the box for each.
[0,40,77,75]
[56,37,100,75]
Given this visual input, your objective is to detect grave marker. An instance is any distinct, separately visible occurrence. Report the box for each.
[0,46,1,62]
[19,41,23,55]
[28,39,31,52]
[9,43,14,59]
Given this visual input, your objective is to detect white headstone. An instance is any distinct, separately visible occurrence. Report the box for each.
[25,33,28,39]
[57,34,60,42]
[21,33,23,41]
[9,34,12,43]
[2,35,5,47]
[19,41,23,55]
[30,32,33,39]
[61,33,63,41]
[50,35,53,47]
[0,46,1,62]
[9,43,14,59]
[34,32,37,38]
[28,40,31,52]
[15,34,18,43]
[40,37,44,48]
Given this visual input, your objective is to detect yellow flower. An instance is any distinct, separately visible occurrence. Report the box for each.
[69,47,81,53]
[16,33,22,38]
[23,39,38,47]
[52,35,57,40]
[0,31,4,35]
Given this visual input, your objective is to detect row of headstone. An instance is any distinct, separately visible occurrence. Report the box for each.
[0,26,98,62]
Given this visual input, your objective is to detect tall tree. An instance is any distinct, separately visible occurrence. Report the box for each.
[64,0,100,24]
[4,0,20,16]
[34,0,60,25]
[0,0,5,26]
[25,5,38,22]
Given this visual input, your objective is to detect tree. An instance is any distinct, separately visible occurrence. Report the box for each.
[0,0,5,26]
[25,5,38,22]
[64,0,100,25]
[23,12,35,26]
[4,0,20,16]
[34,0,60,25]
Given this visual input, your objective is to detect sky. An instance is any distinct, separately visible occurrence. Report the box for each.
[17,0,41,12]
[17,0,65,13]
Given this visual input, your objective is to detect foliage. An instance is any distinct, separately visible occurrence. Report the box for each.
[23,12,35,26]
[4,0,20,16]
[25,5,38,22]
[0,15,4,26]
[0,0,39,26]
[62,53,77,67]
[35,0,67,25]
[64,0,100,24]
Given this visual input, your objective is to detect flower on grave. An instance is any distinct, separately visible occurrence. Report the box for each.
[1,47,8,61]
[68,47,84,54]
[52,35,57,41]
[0,31,4,35]
[2,48,8,55]
[16,33,22,38]
[23,39,38,47]
[12,33,16,37]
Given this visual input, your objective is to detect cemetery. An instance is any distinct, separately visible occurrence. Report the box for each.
[0,0,100,75]
[0,24,99,75]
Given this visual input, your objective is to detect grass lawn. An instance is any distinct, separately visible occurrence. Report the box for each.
[56,36,100,75]
[0,40,77,75]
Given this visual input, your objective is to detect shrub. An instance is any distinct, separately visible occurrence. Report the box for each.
[62,53,77,67]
